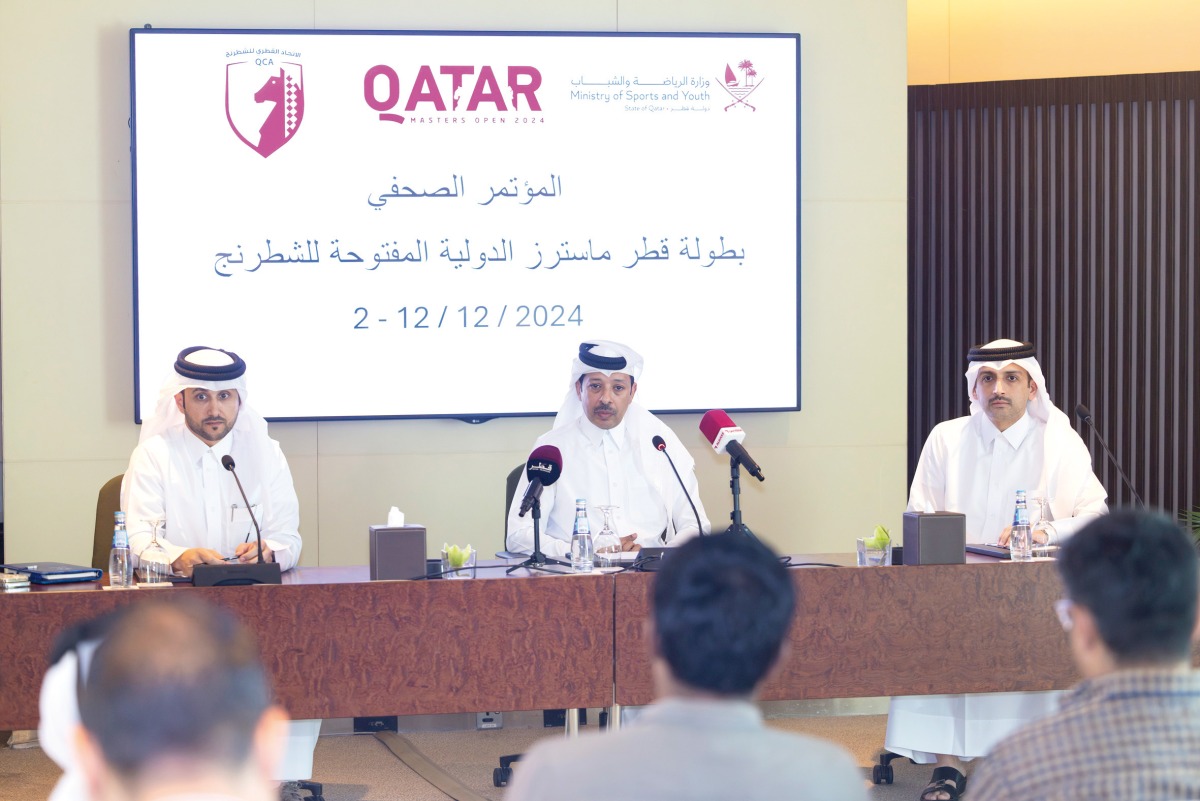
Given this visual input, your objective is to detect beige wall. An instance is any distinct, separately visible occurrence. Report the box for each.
[1,0,909,566]
[909,0,1200,84]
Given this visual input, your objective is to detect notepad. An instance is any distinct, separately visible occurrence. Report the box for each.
[1,572,31,591]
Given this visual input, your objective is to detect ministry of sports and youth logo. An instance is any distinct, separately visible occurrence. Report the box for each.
[720,58,763,111]
[225,56,304,158]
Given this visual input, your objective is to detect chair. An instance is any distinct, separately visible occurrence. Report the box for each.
[91,474,124,570]
[502,464,523,553]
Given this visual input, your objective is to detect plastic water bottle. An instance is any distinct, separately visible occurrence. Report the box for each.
[1010,490,1033,562]
[108,511,134,587]
[570,499,594,573]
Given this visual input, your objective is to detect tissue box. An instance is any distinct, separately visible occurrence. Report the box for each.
[368,525,427,580]
[901,512,965,565]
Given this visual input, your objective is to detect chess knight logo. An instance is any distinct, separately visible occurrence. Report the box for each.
[225,60,304,157]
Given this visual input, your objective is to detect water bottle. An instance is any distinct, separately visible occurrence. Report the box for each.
[1010,490,1033,562]
[108,511,134,588]
[570,499,594,573]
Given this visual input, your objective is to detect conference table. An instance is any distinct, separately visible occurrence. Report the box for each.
[0,554,1078,731]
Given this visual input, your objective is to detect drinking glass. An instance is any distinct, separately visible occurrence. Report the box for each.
[1030,497,1056,557]
[138,518,171,585]
[593,505,622,566]
[856,537,892,567]
[441,544,477,579]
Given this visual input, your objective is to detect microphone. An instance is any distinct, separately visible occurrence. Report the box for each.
[517,445,563,517]
[222,455,265,563]
[1074,404,1144,507]
[192,455,282,586]
[652,435,705,539]
[699,410,765,481]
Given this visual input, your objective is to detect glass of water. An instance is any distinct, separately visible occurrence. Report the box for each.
[138,518,171,585]
[1030,497,1056,557]
[856,537,892,567]
[592,505,622,567]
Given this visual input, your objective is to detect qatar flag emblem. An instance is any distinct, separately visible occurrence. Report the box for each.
[225,61,304,157]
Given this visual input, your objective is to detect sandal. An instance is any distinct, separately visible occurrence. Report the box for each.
[920,766,967,801]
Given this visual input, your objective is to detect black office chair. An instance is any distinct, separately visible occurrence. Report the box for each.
[502,463,523,554]
[871,751,914,784]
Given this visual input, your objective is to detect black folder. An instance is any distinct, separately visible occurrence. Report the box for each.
[0,561,103,584]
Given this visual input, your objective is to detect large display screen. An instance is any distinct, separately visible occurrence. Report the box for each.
[130,29,800,421]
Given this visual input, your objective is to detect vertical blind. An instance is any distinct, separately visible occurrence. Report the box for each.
[909,72,1198,517]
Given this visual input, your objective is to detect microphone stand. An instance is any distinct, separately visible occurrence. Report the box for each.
[193,457,283,587]
[1078,408,1145,508]
[724,456,758,540]
[506,497,571,575]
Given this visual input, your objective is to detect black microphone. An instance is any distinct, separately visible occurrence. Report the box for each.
[517,445,563,517]
[1075,404,1145,507]
[222,455,265,562]
[192,455,282,586]
[652,435,706,539]
[699,410,765,481]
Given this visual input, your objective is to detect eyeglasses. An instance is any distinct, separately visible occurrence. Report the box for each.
[1053,598,1074,632]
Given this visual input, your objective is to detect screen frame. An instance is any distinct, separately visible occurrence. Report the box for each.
[129,27,802,424]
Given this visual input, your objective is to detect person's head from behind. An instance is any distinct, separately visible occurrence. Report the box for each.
[652,533,795,697]
[76,598,286,801]
[1057,509,1199,676]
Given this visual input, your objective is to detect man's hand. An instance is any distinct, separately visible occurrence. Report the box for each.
[235,541,274,564]
[619,534,641,552]
[172,548,226,577]
[997,526,1049,546]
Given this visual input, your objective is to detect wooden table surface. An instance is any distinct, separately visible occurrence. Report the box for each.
[2,554,1085,729]
[614,555,1077,706]
[0,563,614,729]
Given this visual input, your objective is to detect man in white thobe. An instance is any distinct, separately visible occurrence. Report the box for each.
[120,346,319,801]
[122,346,301,575]
[886,338,1107,801]
[506,340,710,557]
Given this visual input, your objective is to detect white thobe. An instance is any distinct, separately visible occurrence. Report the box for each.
[887,409,1108,762]
[907,411,1108,544]
[507,415,710,558]
[122,426,301,570]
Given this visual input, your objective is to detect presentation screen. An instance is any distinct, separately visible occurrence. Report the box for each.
[130,29,800,422]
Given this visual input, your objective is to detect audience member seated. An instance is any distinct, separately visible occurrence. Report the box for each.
[506,532,868,801]
[75,597,289,801]
[39,608,127,801]
[971,509,1200,800]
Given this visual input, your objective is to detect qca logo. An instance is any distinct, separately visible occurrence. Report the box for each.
[225,60,304,157]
